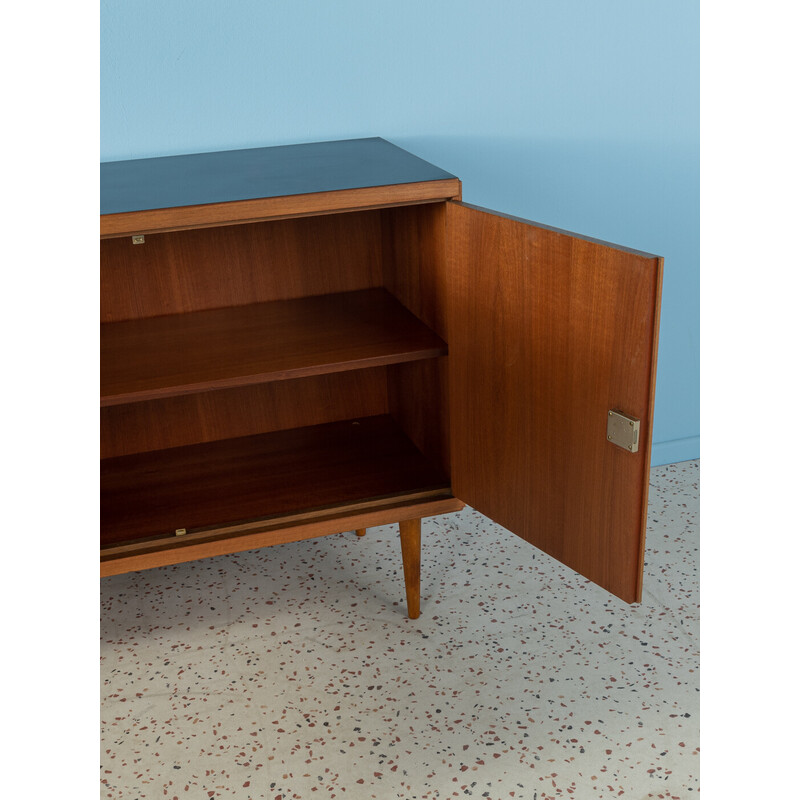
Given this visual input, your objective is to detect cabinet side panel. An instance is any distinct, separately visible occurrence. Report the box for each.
[381,204,451,477]
[100,210,383,322]
[381,203,449,338]
[386,359,450,478]
[101,369,388,459]
[447,202,662,604]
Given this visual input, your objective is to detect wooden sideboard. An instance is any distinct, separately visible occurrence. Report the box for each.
[100,137,662,617]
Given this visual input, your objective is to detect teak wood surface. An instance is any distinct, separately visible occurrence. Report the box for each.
[100,369,390,459]
[101,182,461,238]
[446,202,662,604]
[100,138,662,606]
[101,288,447,406]
[100,494,462,577]
[100,211,385,323]
[382,203,452,477]
[101,414,449,546]
[399,518,422,619]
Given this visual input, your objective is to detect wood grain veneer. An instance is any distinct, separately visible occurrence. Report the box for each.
[101,414,450,547]
[100,369,389,459]
[99,138,662,609]
[100,493,463,577]
[446,201,662,604]
[100,211,384,323]
[101,288,447,406]
[382,203,451,476]
[101,181,462,238]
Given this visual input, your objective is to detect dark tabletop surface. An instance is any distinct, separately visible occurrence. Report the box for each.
[100,137,456,215]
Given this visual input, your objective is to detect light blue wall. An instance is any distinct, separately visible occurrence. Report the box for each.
[101,0,699,466]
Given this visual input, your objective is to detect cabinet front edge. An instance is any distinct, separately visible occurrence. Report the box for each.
[100,494,465,576]
[101,179,462,238]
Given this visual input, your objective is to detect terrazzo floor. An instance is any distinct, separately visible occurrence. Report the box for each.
[101,459,699,800]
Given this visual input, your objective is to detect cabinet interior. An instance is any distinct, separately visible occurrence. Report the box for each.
[100,202,452,552]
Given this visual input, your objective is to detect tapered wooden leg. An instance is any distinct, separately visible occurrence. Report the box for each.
[399,518,421,619]
[355,528,366,537]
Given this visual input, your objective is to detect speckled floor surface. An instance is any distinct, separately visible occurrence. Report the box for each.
[101,460,699,799]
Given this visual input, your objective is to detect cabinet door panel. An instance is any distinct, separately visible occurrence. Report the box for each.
[447,202,662,603]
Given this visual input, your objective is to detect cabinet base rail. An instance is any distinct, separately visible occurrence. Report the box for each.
[101,492,462,619]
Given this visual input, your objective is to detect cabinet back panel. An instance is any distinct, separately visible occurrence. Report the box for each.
[100,368,388,459]
[100,210,383,322]
[381,203,450,476]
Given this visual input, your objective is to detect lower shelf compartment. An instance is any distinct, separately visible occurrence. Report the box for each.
[101,414,451,550]
[100,490,462,577]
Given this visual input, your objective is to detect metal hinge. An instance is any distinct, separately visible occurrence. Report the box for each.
[606,410,640,452]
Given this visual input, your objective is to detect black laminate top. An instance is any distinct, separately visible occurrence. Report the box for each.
[100,137,456,216]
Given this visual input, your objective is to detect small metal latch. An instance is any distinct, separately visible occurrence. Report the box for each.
[132,234,145,245]
[606,410,640,453]
[175,528,187,536]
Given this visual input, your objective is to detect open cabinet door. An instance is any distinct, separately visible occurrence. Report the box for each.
[447,202,662,603]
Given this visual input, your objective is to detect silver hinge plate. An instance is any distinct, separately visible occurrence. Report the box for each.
[607,410,640,452]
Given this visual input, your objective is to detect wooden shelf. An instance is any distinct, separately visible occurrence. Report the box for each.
[100,414,451,548]
[101,288,447,406]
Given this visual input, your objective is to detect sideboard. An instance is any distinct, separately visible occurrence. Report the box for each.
[100,137,662,617]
